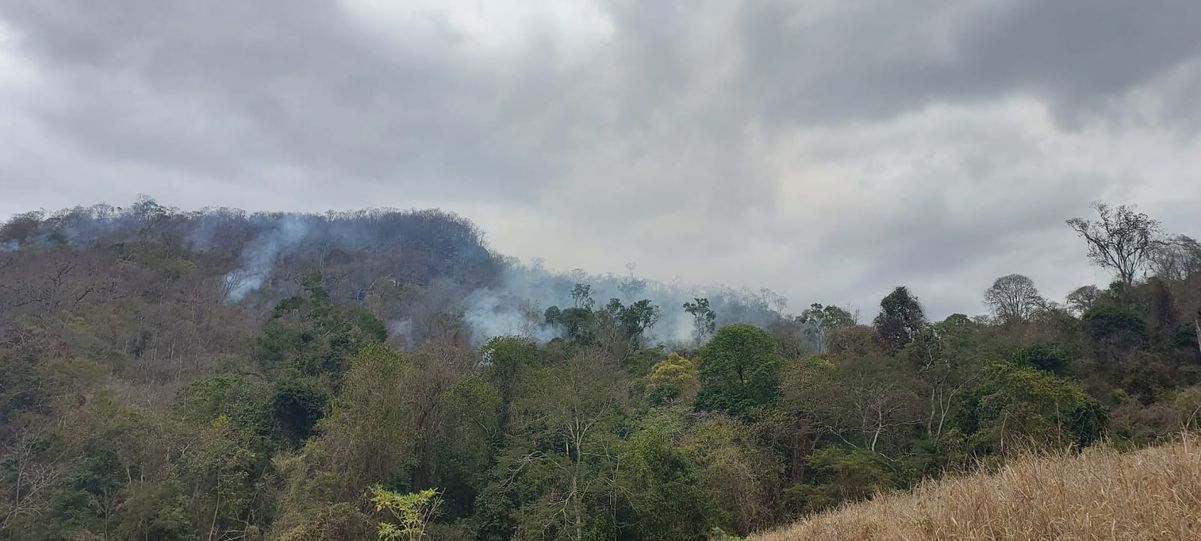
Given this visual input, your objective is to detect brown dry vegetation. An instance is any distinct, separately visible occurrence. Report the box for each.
[755,435,1201,541]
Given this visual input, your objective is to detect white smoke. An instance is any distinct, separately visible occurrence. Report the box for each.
[0,240,17,253]
[459,260,790,346]
[224,216,311,302]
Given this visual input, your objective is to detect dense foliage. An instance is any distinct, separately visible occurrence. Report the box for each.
[0,200,1198,540]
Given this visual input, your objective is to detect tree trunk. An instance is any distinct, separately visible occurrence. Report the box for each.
[1195,316,1200,355]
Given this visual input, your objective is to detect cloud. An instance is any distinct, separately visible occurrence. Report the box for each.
[1,0,1199,319]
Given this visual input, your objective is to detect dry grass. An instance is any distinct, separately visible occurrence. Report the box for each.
[755,436,1201,541]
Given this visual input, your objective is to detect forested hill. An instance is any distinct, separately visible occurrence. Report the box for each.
[1,198,1199,540]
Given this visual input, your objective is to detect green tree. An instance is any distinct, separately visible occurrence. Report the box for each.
[618,426,712,540]
[957,362,1106,454]
[873,286,926,354]
[605,298,661,344]
[798,303,855,353]
[785,447,896,513]
[256,272,387,385]
[474,348,627,541]
[272,377,329,446]
[370,486,441,541]
[1012,343,1070,374]
[683,298,717,344]
[694,324,781,417]
[646,353,700,405]
[1083,304,1148,362]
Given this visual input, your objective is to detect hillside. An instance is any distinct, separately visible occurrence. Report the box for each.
[0,199,1199,540]
[754,435,1201,541]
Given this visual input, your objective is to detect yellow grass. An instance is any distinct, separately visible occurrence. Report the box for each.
[754,436,1201,541]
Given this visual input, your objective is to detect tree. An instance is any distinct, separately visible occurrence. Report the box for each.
[788,447,896,513]
[1066,202,1162,285]
[1012,343,1070,374]
[694,324,781,417]
[498,350,627,541]
[272,378,328,446]
[957,362,1106,454]
[1148,234,1201,281]
[1065,285,1104,315]
[607,298,661,343]
[570,283,594,310]
[370,486,441,541]
[904,318,985,442]
[798,303,856,353]
[618,264,647,300]
[1196,308,1201,356]
[1083,305,1148,361]
[617,426,712,540]
[983,274,1045,325]
[785,354,919,453]
[646,353,699,405]
[682,298,717,344]
[873,287,926,354]
[312,344,420,498]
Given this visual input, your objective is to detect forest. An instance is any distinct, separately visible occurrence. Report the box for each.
[1,198,1199,540]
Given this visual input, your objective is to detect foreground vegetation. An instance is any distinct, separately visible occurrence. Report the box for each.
[0,199,1198,539]
[755,434,1201,541]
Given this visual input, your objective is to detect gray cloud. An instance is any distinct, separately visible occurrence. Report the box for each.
[1,0,1200,319]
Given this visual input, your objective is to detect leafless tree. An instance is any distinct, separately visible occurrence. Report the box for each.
[1066,202,1162,285]
[984,274,1045,324]
[1148,234,1201,281]
[1065,285,1103,316]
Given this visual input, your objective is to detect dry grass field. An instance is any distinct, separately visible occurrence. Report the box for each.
[755,436,1201,541]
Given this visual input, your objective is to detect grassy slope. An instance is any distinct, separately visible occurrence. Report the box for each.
[755,436,1201,541]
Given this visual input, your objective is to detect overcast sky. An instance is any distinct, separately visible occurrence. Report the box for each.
[2,0,1200,318]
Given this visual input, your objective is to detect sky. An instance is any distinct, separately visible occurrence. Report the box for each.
[2,0,1200,318]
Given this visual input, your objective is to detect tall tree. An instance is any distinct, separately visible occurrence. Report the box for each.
[682,297,717,344]
[983,274,1045,325]
[694,324,781,417]
[1148,234,1201,281]
[1066,202,1161,285]
[872,287,926,354]
[798,303,856,353]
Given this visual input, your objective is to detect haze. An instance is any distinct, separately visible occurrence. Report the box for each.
[2,0,1200,317]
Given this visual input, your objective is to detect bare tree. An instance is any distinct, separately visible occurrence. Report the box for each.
[984,274,1045,325]
[1066,202,1161,285]
[1148,234,1201,281]
[1065,285,1103,316]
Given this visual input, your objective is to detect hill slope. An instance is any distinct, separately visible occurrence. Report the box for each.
[755,436,1201,541]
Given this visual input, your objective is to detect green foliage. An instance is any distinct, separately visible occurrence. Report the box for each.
[785,447,896,513]
[174,375,272,435]
[873,286,926,354]
[958,362,1107,453]
[545,306,595,340]
[314,343,419,496]
[684,297,718,343]
[682,416,783,534]
[1013,343,1071,374]
[272,377,329,446]
[1084,305,1149,352]
[647,353,699,405]
[257,273,387,383]
[370,485,442,541]
[619,427,713,540]
[798,303,855,352]
[2,201,1199,540]
[695,324,781,417]
[606,298,661,343]
[114,481,196,541]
